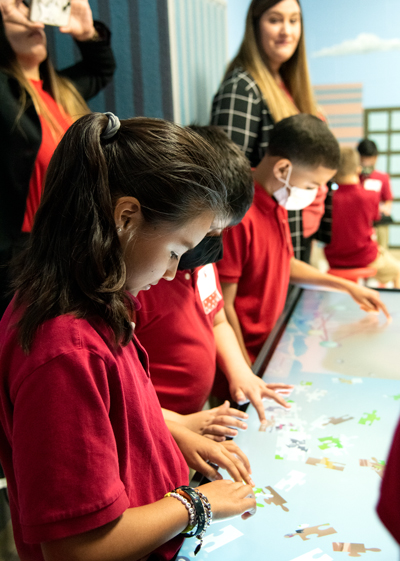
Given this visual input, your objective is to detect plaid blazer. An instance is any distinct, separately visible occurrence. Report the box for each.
[211,67,305,259]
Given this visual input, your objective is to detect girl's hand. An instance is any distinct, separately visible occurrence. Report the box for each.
[197,480,256,521]
[0,0,44,28]
[166,421,254,486]
[59,0,95,41]
[182,401,249,441]
[229,373,293,423]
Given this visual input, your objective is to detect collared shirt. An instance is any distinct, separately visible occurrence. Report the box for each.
[217,181,294,364]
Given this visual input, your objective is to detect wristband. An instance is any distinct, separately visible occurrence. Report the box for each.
[173,486,206,538]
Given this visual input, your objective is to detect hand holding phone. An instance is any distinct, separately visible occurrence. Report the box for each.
[0,0,44,29]
[30,0,71,27]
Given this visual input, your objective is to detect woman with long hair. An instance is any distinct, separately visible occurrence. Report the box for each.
[0,112,256,561]
[211,0,327,262]
[0,0,115,316]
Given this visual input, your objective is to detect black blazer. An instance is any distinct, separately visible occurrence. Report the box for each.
[0,22,116,254]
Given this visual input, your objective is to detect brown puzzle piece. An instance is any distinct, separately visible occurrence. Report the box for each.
[264,486,289,512]
[333,542,381,557]
[285,523,337,541]
[306,457,345,471]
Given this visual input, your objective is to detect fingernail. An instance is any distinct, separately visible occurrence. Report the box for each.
[250,478,255,486]
[230,430,238,436]
[241,423,248,429]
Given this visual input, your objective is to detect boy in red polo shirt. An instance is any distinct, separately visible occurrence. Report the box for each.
[136,126,292,427]
[218,115,390,366]
[325,147,400,288]
[358,139,394,249]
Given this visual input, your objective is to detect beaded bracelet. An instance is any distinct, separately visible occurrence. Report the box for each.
[173,486,207,538]
[173,486,213,556]
[193,490,212,556]
[164,491,197,533]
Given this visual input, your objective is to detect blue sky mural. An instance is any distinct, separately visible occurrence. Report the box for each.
[227,0,400,109]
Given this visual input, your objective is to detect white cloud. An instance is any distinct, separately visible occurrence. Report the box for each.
[312,33,400,58]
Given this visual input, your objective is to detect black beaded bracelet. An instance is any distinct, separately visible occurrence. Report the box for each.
[173,486,206,538]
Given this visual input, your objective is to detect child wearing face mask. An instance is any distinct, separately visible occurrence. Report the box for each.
[135,126,292,430]
[324,147,400,288]
[216,115,390,367]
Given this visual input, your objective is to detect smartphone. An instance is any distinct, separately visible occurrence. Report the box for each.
[30,0,71,27]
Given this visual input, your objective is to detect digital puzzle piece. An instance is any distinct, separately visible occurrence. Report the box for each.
[254,487,273,507]
[305,389,328,403]
[359,457,386,478]
[188,525,243,557]
[358,410,380,426]
[259,418,275,432]
[275,470,306,492]
[290,548,333,561]
[322,415,354,426]
[285,523,337,541]
[332,542,381,557]
[306,457,346,471]
[332,377,363,385]
[318,435,357,456]
[264,486,289,512]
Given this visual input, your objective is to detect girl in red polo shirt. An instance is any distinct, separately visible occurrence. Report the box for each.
[0,114,256,561]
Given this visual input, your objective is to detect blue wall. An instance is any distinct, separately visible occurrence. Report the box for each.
[227,0,400,109]
[47,0,173,119]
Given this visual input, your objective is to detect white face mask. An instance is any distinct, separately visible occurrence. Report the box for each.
[273,165,318,210]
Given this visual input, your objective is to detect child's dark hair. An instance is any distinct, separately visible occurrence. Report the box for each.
[357,139,378,157]
[267,114,340,170]
[13,114,228,352]
[188,125,254,224]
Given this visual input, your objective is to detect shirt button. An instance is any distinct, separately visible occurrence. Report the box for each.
[185,273,191,280]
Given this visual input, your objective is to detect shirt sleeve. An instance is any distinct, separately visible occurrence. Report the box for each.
[12,350,129,544]
[380,174,394,202]
[217,222,250,284]
[211,72,265,163]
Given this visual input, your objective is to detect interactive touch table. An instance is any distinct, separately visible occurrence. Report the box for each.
[178,287,400,561]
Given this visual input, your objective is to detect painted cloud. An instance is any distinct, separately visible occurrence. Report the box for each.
[312,33,400,57]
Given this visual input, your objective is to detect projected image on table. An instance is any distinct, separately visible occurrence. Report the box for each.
[178,290,400,560]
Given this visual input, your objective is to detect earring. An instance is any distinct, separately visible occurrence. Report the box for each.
[117,227,122,233]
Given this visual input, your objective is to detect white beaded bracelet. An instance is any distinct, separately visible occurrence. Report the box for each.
[165,491,197,533]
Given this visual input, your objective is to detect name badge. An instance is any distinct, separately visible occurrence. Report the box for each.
[197,264,222,315]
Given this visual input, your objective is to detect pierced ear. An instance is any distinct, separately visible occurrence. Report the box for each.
[114,196,142,233]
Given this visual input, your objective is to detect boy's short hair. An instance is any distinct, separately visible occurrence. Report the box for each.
[188,125,254,224]
[357,139,378,157]
[267,114,340,170]
[334,147,360,183]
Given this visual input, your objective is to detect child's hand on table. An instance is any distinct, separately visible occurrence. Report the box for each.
[346,284,391,320]
[181,401,249,441]
[228,373,293,423]
[196,480,257,521]
[165,421,254,486]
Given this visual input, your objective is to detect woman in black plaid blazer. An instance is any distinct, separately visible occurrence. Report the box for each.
[211,0,328,262]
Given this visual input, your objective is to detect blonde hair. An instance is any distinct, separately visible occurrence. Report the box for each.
[334,147,360,183]
[227,0,318,123]
[0,23,90,141]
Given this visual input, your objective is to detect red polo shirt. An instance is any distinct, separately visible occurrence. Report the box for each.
[377,416,400,544]
[217,181,293,364]
[0,298,188,561]
[360,170,393,203]
[324,183,380,268]
[135,264,224,415]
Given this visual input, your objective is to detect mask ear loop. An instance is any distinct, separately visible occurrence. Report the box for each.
[277,164,293,196]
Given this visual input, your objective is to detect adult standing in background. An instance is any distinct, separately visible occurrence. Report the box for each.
[211,0,327,262]
[0,0,116,316]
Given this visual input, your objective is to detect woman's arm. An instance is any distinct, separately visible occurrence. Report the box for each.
[56,1,116,100]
